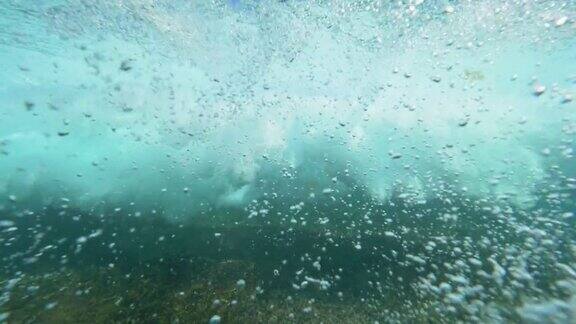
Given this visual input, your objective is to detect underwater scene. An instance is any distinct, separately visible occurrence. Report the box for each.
[1,0,576,323]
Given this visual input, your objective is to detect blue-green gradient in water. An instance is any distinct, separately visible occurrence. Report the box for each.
[0,0,575,323]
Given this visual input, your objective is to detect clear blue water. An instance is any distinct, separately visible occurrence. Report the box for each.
[0,1,575,323]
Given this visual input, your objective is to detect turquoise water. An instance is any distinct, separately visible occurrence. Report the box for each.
[1,0,575,323]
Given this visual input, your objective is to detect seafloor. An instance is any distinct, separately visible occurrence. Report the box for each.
[2,189,575,323]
